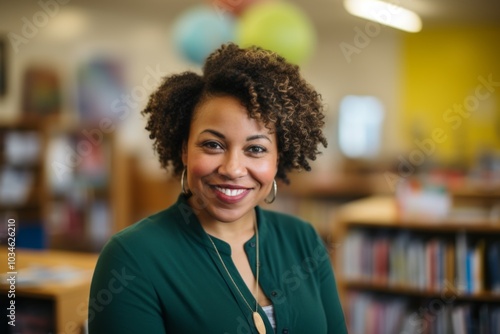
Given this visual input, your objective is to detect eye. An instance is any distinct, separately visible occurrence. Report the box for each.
[247,145,267,154]
[202,141,224,151]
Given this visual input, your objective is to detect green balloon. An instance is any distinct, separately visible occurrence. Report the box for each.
[237,1,317,65]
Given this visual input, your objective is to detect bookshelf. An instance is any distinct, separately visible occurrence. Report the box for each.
[0,121,48,248]
[43,123,130,252]
[0,119,130,334]
[0,120,130,252]
[336,196,500,334]
[264,170,390,240]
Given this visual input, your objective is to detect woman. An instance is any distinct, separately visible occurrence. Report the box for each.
[89,43,347,334]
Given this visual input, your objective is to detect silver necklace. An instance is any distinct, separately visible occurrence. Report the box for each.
[206,222,266,334]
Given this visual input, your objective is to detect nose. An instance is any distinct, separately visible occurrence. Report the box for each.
[218,150,247,179]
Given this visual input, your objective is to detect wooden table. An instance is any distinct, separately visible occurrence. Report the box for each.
[0,248,98,334]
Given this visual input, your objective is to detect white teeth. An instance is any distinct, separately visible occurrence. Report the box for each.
[215,187,246,197]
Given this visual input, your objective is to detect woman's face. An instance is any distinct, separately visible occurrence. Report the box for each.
[182,95,278,224]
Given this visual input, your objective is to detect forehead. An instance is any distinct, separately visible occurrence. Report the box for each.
[191,95,273,134]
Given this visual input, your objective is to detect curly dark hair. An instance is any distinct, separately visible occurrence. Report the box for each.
[142,43,327,184]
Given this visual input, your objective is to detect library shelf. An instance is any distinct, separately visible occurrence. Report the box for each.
[336,195,500,333]
[341,279,500,303]
[0,119,131,252]
[345,219,500,233]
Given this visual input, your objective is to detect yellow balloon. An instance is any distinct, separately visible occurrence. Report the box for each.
[237,1,317,65]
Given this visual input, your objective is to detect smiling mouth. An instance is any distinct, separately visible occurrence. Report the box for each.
[214,186,248,197]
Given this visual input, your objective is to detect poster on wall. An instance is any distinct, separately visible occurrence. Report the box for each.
[0,37,6,96]
[76,58,125,123]
[22,67,61,116]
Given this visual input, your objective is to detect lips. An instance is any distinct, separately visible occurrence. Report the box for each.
[214,186,247,197]
[211,184,251,203]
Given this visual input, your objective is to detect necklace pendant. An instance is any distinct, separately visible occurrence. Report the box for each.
[253,312,266,334]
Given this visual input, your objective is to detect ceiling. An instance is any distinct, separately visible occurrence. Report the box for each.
[2,0,500,30]
[81,0,500,25]
[398,0,500,24]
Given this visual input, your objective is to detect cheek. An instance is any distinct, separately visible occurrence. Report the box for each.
[251,158,278,183]
[187,153,216,180]
[189,164,210,180]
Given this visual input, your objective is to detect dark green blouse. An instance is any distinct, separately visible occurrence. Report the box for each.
[89,195,347,334]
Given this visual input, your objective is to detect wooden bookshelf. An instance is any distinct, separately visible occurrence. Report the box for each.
[282,171,391,198]
[336,195,500,333]
[0,121,48,248]
[342,279,500,303]
[43,123,130,252]
[0,120,130,252]
[337,196,499,229]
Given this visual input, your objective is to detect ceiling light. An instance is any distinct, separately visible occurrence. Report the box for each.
[344,0,422,33]
[43,8,89,40]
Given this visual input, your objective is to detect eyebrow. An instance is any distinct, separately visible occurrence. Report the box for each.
[200,129,272,143]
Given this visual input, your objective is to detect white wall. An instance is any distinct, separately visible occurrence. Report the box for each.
[0,2,405,175]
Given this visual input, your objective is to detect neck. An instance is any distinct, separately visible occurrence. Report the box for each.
[188,199,256,243]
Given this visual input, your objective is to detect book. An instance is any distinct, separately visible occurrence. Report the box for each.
[456,231,468,293]
[474,239,486,293]
[487,241,500,293]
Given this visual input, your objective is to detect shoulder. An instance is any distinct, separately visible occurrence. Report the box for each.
[258,208,331,273]
[259,207,319,244]
[115,207,173,241]
[260,207,315,230]
[100,204,183,259]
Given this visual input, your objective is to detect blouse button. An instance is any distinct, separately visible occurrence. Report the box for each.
[250,242,256,247]
[282,329,289,334]
[271,291,278,297]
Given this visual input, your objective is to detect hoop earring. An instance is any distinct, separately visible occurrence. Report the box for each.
[264,180,277,204]
[181,167,191,196]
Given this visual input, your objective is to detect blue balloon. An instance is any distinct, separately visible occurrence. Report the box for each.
[173,6,236,65]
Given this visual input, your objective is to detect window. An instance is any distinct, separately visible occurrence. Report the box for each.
[338,95,385,159]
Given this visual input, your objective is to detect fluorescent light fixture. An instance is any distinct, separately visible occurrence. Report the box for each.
[44,8,89,40]
[344,0,422,33]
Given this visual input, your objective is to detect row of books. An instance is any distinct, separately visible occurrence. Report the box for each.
[0,129,41,206]
[343,229,500,293]
[46,133,111,194]
[48,199,112,250]
[455,232,500,294]
[347,292,500,334]
[0,167,35,205]
[47,132,112,251]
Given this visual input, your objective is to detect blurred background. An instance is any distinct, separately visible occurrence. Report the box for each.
[0,0,499,333]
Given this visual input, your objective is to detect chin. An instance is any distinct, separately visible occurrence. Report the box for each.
[190,188,264,224]
[206,206,251,224]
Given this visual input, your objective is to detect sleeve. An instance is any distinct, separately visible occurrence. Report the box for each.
[88,235,166,334]
[308,225,348,334]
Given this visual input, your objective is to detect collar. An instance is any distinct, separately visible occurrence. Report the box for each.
[173,194,269,256]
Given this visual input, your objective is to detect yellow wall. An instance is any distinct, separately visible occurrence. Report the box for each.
[401,25,500,167]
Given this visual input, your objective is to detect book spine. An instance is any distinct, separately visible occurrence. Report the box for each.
[487,241,500,293]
